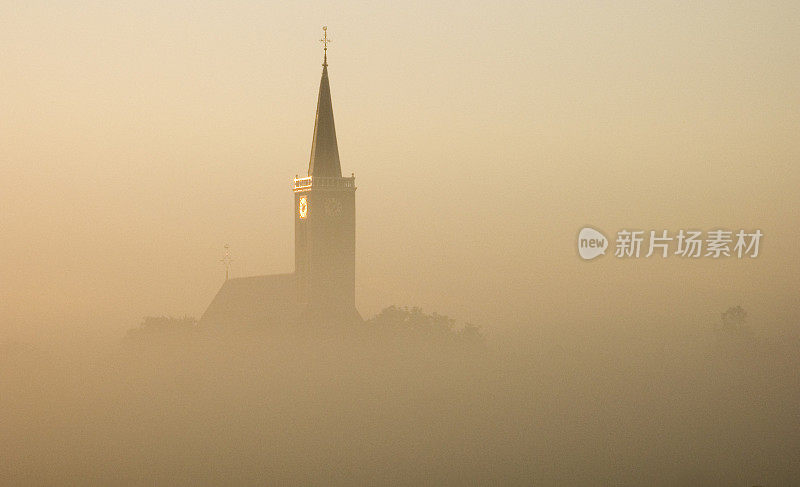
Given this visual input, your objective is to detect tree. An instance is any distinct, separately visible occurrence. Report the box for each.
[719,306,749,335]
[366,306,483,345]
[125,315,198,341]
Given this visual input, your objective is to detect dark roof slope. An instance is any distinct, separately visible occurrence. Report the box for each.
[199,274,297,328]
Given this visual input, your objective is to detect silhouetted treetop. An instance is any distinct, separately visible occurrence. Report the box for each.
[719,306,750,335]
[366,306,482,344]
[125,316,198,342]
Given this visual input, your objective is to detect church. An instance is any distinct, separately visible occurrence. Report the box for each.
[199,29,361,328]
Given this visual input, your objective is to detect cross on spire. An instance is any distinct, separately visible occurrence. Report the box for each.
[320,26,330,66]
[308,26,341,177]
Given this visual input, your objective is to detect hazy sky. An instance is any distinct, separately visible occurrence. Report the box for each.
[2,1,799,339]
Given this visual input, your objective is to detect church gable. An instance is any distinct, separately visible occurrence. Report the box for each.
[199,274,297,328]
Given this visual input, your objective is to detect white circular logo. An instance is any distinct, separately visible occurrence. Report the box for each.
[578,227,608,260]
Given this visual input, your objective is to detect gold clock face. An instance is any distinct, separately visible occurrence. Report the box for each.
[324,197,343,217]
[299,196,308,219]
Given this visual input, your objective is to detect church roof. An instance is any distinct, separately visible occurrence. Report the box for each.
[199,274,297,328]
[307,59,342,177]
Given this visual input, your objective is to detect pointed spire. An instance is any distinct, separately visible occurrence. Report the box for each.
[308,26,341,177]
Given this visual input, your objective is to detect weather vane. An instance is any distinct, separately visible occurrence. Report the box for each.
[320,26,331,66]
[220,244,233,280]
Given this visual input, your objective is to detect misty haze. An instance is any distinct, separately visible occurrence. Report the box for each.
[2,2,799,486]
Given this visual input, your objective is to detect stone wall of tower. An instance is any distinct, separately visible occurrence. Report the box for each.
[294,185,356,320]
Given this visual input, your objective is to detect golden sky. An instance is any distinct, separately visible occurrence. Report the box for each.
[1,1,798,339]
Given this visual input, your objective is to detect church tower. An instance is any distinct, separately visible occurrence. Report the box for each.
[293,27,359,322]
[199,28,360,330]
